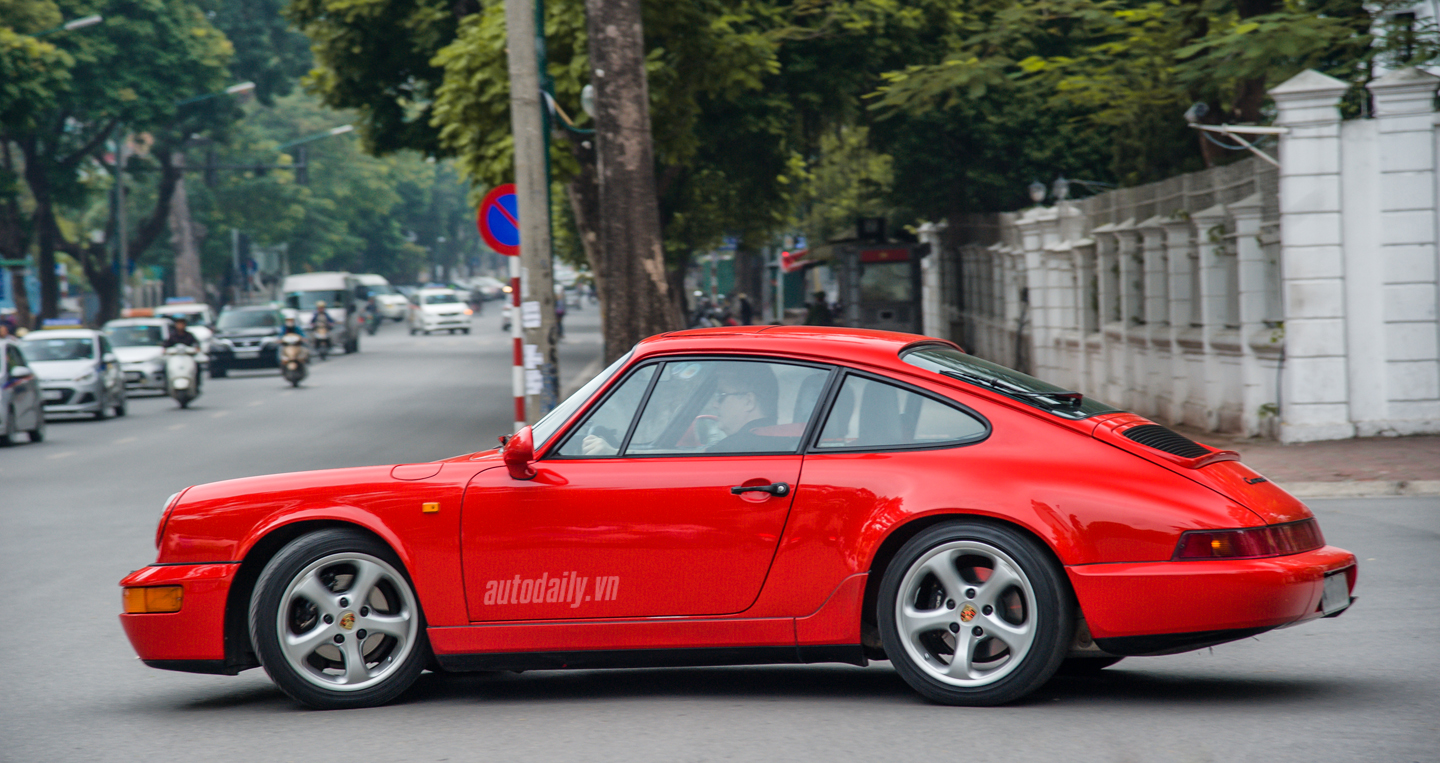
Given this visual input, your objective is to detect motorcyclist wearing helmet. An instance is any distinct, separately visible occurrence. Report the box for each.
[310,300,335,331]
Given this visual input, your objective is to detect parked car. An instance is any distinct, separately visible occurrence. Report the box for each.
[472,276,508,301]
[102,318,173,394]
[119,326,1356,710]
[0,340,44,445]
[354,274,410,322]
[21,329,127,419]
[208,306,288,377]
[408,287,472,335]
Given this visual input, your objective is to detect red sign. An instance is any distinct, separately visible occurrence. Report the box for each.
[478,184,520,257]
[860,248,910,263]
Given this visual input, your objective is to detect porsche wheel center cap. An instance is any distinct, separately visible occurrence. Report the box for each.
[339,612,356,630]
[959,604,977,623]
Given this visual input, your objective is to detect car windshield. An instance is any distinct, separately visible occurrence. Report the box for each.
[156,311,209,327]
[218,311,280,329]
[424,293,460,304]
[23,337,94,360]
[286,290,347,310]
[532,350,634,448]
[901,345,1120,420]
[366,284,398,296]
[105,325,164,347]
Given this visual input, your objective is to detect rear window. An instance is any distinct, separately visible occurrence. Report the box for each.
[901,346,1119,420]
[218,311,281,329]
[105,325,165,347]
[424,293,460,305]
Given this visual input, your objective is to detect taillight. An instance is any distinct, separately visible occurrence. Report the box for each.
[1174,519,1324,560]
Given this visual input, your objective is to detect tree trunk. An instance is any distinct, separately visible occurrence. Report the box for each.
[1,142,34,329]
[585,0,681,362]
[20,136,60,320]
[168,153,206,303]
[565,139,604,308]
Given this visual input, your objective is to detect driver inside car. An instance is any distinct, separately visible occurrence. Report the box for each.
[581,363,781,456]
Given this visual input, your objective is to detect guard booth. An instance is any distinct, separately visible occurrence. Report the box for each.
[832,232,925,334]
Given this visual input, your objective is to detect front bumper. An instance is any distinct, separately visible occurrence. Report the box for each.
[118,563,238,667]
[39,380,106,413]
[419,313,470,329]
[121,363,166,391]
[1068,545,1357,654]
[211,342,280,368]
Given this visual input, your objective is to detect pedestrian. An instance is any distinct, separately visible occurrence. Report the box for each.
[555,293,566,339]
[737,292,753,325]
[804,291,833,326]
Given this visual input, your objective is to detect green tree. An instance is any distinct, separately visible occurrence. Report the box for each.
[2,0,234,323]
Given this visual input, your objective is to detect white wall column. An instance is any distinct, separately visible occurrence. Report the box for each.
[1368,68,1440,435]
[1271,70,1355,442]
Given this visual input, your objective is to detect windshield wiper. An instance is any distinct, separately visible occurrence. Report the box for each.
[939,369,1084,409]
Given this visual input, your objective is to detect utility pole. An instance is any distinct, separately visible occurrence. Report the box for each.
[505,0,558,426]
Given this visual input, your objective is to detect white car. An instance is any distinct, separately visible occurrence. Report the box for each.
[355,274,410,322]
[102,318,174,393]
[1,340,44,445]
[21,329,127,419]
[408,288,473,335]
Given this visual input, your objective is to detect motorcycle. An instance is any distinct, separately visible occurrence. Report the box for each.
[313,323,331,360]
[164,345,202,409]
[365,299,380,335]
[279,334,309,387]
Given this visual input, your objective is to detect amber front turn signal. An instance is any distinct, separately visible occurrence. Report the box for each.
[123,586,183,614]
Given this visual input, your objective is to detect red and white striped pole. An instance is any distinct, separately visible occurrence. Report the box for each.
[510,256,525,432]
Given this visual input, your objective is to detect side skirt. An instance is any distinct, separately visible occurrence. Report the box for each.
[434,645,867,673]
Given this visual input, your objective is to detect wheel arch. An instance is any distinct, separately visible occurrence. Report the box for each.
[860,511,1072,659]
[221,519,398,672]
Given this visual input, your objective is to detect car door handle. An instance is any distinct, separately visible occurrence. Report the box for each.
[730,482,790,497]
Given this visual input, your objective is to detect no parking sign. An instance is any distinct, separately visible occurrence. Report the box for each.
[477,184,520,257]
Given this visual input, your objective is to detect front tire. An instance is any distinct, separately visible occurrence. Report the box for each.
[249,529,429,709]
[878,521,1071,706]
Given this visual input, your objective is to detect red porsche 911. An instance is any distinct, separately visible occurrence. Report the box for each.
[119,326,1356,709]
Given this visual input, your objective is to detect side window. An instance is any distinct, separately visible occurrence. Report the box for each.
[625,360,830,456]
[553,364,657,457]
[816,375,986,450]
[100,336,114,356]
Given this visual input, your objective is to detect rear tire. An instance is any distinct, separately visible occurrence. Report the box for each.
[249,529,429,709]
[878,521,1071,706]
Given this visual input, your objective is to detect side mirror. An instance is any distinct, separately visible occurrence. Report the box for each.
[10,365,32,379]
[502,426,537,480]
[103,353,118,363]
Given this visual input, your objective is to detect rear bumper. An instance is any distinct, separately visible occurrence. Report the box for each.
[118,563,238,664]
[1068,545,1357,651]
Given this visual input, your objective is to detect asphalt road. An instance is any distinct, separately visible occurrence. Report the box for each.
[2,308,1437,762]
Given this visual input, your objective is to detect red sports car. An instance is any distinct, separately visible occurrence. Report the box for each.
[119,327,1356,709]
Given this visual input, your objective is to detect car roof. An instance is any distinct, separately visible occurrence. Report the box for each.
[417,287,456,294]
[221,304,282,312]
[155,304,209,313]
[104,318,169,327]
[24,329,101,339]
[634,325,960,373]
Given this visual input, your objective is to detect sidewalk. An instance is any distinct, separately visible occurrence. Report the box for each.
[1172,424,1440,499]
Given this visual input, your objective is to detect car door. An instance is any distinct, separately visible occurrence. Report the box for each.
[462,357,834,621]
[5,343,39,429]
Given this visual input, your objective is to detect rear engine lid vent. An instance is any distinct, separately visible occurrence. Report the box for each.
[1122,424,1210,459]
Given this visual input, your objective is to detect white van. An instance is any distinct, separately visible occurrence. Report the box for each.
[281,272,363,353]
[354,274,409,322]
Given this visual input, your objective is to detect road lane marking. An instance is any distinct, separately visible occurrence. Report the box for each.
[45,451,76,460]
[168,424,186,431]
[211,411,229,419]
[114,437,137,445]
